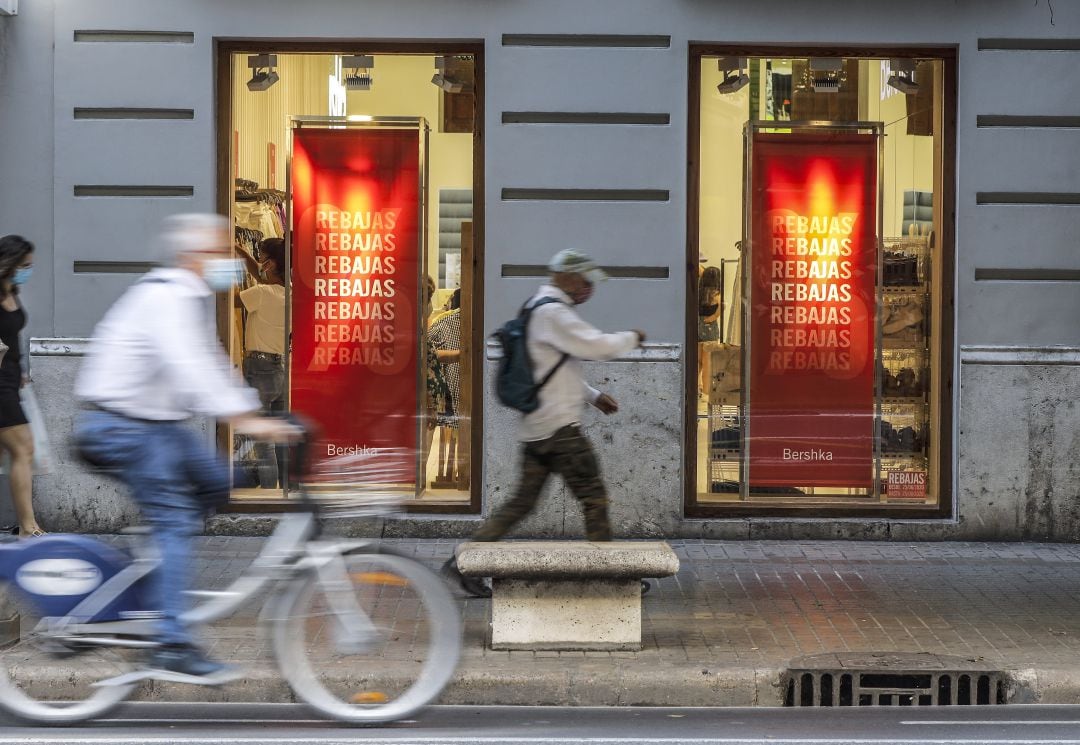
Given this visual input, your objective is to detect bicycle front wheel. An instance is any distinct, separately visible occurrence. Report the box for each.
[273,551,462,724]
[0,582,139,724]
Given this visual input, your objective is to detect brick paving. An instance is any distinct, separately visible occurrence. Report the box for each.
[165,536,1080,672]
[10,535,1076,705]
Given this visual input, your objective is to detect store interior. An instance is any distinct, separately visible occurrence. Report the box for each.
[227,52,476,504]
[695,55,944,510]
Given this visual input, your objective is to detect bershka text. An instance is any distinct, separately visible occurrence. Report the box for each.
[782,448,834,461]
[327,444,376,457]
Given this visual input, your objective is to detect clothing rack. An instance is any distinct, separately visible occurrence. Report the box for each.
[235,227,264,253]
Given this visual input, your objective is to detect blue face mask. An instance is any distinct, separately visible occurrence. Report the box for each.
[202,258,244,292]
[11,267,32,286]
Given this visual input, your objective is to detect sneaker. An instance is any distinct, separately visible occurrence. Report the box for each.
[148,645,230,678]
[440,557,492,599]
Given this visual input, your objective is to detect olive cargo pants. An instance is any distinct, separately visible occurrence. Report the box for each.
[472,424,612,542]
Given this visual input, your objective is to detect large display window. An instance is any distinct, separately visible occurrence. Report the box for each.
[688,48,955,517]
[218,44,482,511]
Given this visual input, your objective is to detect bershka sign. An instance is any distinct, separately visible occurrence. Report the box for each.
[290,127,421,483]
[748,131,878,488]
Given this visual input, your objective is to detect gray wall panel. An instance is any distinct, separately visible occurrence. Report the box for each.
[968,50,1080,116]
[56,122,208,185]
[487,46,681,113]
[490,124,677,189]
[0,3,56,338]
[959,204,1080,269]
[959,282,1080,347]
[964,129,1080,193]
[489,278,683,343]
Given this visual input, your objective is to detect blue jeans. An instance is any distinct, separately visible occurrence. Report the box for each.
[243,353,286,488]
[73,409,230,646]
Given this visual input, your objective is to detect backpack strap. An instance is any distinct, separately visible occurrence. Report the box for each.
[523,296,569,394]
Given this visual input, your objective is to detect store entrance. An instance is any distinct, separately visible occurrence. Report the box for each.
[221,47,481,511]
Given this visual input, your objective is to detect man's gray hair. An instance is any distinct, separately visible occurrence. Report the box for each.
[159,213,231,265]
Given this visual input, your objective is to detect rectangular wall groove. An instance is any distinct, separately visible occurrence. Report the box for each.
[501,264,669,279]
[502,33,670,48]
[502,188,668,202]
[502,112,670,125]
[74,185,194,198]
[977,192,1080,206]
[74,261,157,274]
[74,30,195,43]
[74,107,194,120]
[979,38,1080,51]
[975,268,1080,282]
[978,115,1080,128]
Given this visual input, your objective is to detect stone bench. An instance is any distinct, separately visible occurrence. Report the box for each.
[455,541,680,651]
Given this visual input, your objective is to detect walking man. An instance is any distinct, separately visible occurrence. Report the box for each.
[444,248,645,597]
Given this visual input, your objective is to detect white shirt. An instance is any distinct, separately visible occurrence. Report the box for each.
[519,285,639,442]
[240,283,286,354]
[76,268,259,421]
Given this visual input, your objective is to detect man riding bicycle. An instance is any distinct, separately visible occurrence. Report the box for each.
[73,213,297,680]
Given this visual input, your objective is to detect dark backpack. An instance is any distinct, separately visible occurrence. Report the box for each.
[492,297,569,413]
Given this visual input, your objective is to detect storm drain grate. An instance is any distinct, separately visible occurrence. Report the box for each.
[782,653,1008,707]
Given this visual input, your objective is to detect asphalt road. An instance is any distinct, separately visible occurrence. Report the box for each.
[5,703,1080,744]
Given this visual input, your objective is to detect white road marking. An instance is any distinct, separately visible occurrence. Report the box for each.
[4,737,1080,745]
[902,716,1080,721]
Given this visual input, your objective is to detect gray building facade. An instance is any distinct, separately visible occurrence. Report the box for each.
[1,0,1078,540]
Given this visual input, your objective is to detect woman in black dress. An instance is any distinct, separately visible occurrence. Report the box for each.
[0,235,44,537]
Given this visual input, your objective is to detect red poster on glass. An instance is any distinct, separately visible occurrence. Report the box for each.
[290,127,420,484]
[748,131,877,488]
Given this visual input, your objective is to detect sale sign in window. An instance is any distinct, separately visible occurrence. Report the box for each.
[748,131,878,488]
[290,127,421,483]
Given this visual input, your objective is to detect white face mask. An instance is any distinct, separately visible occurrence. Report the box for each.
[202,258,244,291]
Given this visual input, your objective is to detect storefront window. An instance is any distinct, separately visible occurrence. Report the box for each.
[691,50,953,515]
[224,49,479,508]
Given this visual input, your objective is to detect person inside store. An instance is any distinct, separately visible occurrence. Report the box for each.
[428,289,463,484]
[441,248,645,598]
[697,264,722,398]
[0,235,46,538]
[429,288,462,423]
[422,276,454,473]
[235,237,287,489]
[73,213,299,679]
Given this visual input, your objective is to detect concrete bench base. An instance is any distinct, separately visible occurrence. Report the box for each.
[456,541,680,652]
[491,578,642,651]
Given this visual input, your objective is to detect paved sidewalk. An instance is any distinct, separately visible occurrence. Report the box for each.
[14,537,1080,706]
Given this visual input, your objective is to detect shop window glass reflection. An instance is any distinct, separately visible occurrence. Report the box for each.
[693,53,949,514]
[227,52,476,506]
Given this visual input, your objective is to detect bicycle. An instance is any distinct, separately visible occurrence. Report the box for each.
[0,435,462,725]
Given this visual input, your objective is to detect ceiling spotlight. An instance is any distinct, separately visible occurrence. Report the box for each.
[716,56,749,95]
[342,55,374,91]
[808,57,844,94]
[431,56,470,94]
[246,54,279,92]
[431,72,464,94]
[887,59,919,94]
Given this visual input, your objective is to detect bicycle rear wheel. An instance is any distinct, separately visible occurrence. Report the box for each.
[273,551,461,723]
[0,583,139,724]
